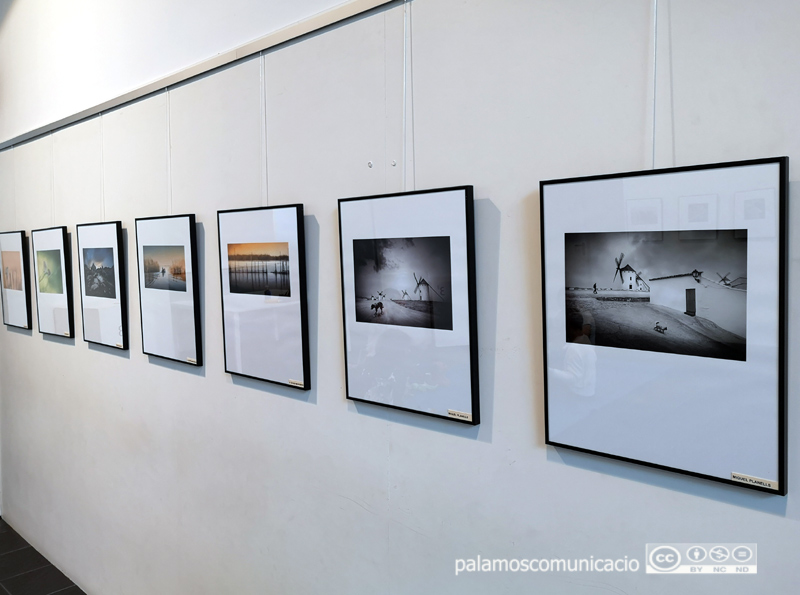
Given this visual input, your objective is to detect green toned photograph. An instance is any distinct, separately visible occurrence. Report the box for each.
[36,249,64,294]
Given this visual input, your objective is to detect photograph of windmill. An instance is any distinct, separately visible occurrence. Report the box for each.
[564,230,747,361]
[353,236,453,330]
[227,242,290,296]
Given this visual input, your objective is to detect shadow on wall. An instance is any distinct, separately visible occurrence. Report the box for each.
[230,215,320,406]
[0,2,14,28]
[547,446,789,516]
[351,198,501,444]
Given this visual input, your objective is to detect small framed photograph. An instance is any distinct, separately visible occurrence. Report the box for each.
[76,221,129,350]
[0,230,32,330]
[540,157,787,494]
[338,186,479,424]
[31,226,74,337]
[217,205,310,389]
[135,214,202,365]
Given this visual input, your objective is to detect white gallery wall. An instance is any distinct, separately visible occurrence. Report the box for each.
[0,1,799,594]
[0,0,384,143]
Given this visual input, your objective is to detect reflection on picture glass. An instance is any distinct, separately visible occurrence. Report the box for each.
[564,229,747,361]
[83,247,116,299]
[353,236,453,331]
[227,242,290,297]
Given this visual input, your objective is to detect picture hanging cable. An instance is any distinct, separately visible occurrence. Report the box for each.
[100,114,106,222]
[166,89,174,216]
[651,0,659,169]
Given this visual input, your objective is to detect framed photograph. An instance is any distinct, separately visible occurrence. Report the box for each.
[76,221,129,350]
[540,157,787,494]
[0,230,32,330]
[217,205,310,389]
[31,226,74,337]
[135,214,202,365]
[338,186,479,424]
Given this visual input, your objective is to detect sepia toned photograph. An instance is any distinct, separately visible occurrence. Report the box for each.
[1,251,23,291]
[353,236,453,331]
[565,229,747,361]
[83,247,117,299]
[36,249,64,294]
[227,242,290,297]
[143,245,186,292]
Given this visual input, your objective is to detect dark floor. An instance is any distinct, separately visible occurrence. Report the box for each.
[0,518,83,595]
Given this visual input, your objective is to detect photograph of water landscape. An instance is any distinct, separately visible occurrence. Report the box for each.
[143,245,187,292]
[227,242,291,297]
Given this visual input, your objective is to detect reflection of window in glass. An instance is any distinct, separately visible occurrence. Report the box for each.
[630,207,659,226]
[626,197,662,231]
[687,203,709,223]
[744,198,766,220]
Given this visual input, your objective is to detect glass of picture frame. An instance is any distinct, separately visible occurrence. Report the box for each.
[0,230,32,330]
[338,186,480,424]
[76,221,129,350]
[31,226,74,337]
[135,214,202,365]
[540,157,787,494]
[217,205,310,389]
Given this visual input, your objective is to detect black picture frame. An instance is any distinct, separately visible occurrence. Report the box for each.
[338,186,480,425]
[540,156,787,495]
[76,221,129,350]
[135,214,203,366]
[217,204,310,389]
[31,225,75,338]
[0,230,33,330]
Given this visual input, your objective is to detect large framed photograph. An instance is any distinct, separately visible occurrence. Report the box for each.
[218,205,310,389]
[31,226,74,337]
[135,214,202,365]
[338,186,479,424]
[0,230,32,330]
[76,221,129,350]
[540,157,787,494]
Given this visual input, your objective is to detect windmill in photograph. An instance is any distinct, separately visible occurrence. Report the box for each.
[716,271,747,288]
[564,229,748,361]
[612,252,649,292]
[413,272,445,302]
[352,236,454,331]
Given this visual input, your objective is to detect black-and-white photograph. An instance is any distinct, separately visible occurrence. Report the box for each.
[565,229,747,361]
[353,236,453,331]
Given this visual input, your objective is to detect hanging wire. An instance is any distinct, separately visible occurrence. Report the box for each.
[402,0,409,190]
[651,0,659,169]
[99,115,106,221]
[166,89,173,215]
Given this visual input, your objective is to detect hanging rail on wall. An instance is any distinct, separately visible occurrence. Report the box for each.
[0,0,395,152]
